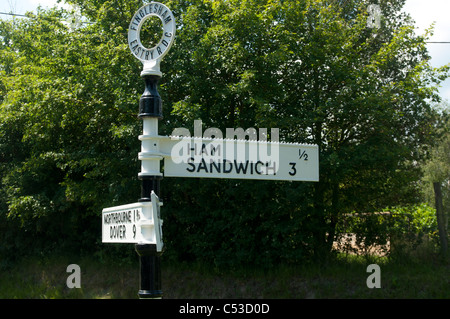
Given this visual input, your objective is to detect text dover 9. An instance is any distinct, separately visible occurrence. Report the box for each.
[102,196,163,251]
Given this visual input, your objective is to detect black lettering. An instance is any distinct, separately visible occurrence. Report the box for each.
[288,162,297,176]
[186,157,195,172]
[234,160,249,174]
[132,44,139,51]
[134,15,141,24]
[145,50,150,60]
[188,143,196,155]
[255,161,264,174]
[161,10,168,18]
[197,158,208,172]
[157,46,162,55]
[110,225,126,239]
[162,39,169,47]
[210,161,221,173]
[130,25,137,31]
[139,9,145,18]
[223,160,233,173]
[164,15,172,24]
[165,32,172,38]
[201,143,208,155]
[265,162,277,175]
[210,144,220,156]
[153,4,159,13]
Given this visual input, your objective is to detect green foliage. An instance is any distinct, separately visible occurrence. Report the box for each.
[0,6,142,258]
[162,178,317,269]
[161,0,449,266]
[335,203,439,258]
[392,204,438,236]
[421,104,450,223]
[0,0,449,267]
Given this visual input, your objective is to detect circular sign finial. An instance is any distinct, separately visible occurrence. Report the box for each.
[128,2,176,77]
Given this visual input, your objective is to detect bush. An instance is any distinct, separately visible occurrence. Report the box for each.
[388,204,439,259]
[161,178,318,270]
[335,203,439,258]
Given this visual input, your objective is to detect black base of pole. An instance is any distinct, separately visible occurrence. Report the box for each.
[135,243,162,299]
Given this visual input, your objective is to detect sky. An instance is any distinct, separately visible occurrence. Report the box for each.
[1,0,450,103]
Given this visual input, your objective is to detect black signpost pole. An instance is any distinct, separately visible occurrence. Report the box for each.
[135,74,163,299]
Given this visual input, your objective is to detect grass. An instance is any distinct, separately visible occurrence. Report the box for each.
[0,254,138,299]
[0,252,448,299]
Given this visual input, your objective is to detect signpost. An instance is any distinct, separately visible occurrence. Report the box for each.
[102,1,319,299]
[160,137,319,181]
[101,1,175,299]
[102,192,163,251]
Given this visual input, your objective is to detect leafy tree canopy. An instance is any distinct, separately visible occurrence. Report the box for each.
[0,0,448,264]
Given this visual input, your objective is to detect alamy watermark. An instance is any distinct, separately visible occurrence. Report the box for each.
[366,264,381,288]
[66,264,81,289]
[169,120,281,175]
[367,4,381,29]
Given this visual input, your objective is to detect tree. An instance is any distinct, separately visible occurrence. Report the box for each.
[0,0,448,266]
[0,6,142,257]
[159,0,449,262]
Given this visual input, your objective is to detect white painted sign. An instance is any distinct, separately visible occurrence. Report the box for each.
[150,137,319,181]
[128,2,176,76]
[102,192,163,251]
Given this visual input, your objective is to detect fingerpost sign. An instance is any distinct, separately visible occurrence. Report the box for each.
[102,1,319,300]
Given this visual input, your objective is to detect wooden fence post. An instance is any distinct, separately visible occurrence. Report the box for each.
[433,182,448,256]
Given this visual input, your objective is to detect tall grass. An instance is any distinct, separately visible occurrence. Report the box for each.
[0,251,447,299]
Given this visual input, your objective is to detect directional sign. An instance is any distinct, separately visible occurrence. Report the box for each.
[145,136,319,182]
[102,192,163,251]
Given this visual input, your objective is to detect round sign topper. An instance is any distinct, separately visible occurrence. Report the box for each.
[128,2,176,76]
